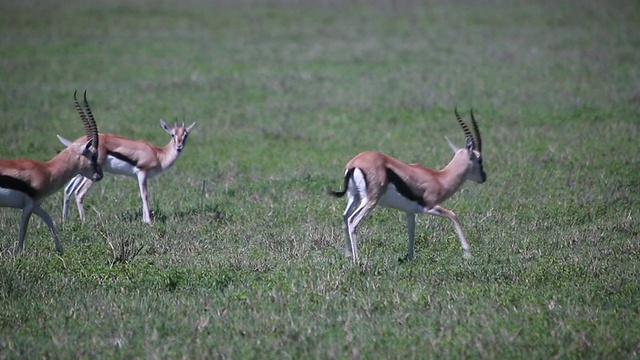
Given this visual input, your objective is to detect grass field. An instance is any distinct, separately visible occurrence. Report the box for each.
[1,0,639,358]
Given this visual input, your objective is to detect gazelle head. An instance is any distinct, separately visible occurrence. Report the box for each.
[160,119,196,153]
[57,90,103,182]
[446,108,486,184]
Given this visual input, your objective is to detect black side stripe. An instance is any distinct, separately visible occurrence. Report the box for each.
[107,150,137,167]
[385,168,425,207]
[0,175,37,198]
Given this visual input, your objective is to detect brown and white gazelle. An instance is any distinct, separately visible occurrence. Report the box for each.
[0,91,103,254]
[331,109,486,263]
[61,119,196,224]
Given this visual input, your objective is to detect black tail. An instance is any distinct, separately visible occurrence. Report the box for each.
[330,168,355,198]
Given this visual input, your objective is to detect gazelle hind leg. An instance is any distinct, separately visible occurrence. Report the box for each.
[345,199,376,264]
[342,192,359,258]
[343,168,374,263]
[426,205,471,257]
[33,206,63,254]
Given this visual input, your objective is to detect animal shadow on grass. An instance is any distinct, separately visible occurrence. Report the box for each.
[119,203,229,225]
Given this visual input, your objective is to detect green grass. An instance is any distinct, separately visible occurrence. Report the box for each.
[1,0,639,358]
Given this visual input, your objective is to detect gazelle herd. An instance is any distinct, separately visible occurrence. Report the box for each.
[1,92,485,263]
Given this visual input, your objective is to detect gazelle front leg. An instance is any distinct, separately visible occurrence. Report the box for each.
[406,212,416,260]
[62,175,93,222]
[17,202,35,254]
[136,172,151,224]
[73,177,93,221]
[426,205,471,257]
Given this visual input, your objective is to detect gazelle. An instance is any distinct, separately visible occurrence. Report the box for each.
[331,109,486,263]
[61,119,196,224]
[0,91,103,254]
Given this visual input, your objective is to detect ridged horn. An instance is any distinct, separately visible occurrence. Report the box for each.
[82,91,99,151]
[470,108,482,152]
[73,90,88,127]
[74,90,99,152]
[454,107,475,150]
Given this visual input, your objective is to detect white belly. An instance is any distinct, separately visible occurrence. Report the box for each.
[105,156,138,177]
[0,188,29,208]
[378,184,424,214]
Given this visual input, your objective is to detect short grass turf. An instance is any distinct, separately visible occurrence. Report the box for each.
[0,0,639,358]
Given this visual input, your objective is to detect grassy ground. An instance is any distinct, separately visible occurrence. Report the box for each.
[1,0,639,358]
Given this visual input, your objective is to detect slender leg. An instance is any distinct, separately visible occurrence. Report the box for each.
[62,180,73,222]
[346,199,376,264]
[342,193,359,258]
[73,177,93,221]
[33,206,63,254]
[17,200,35,253]
[137,172,151,223]
[406,212,416,260]
[62,175,87,222]
[426,205,471,257]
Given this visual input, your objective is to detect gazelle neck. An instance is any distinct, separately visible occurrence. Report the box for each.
[157,140,181,171]
[437,150,471,200]
[42,148,85,198]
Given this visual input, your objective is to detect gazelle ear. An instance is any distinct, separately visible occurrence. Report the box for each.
[186,122,196,133]
[57,135,72,147]
[83,138,95,153]
[444,136,459,153]
[160,119,171,134]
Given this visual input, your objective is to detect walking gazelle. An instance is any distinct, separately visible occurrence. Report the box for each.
[0,91,103,254]
[61,119,195,224]
[331,109,486,263]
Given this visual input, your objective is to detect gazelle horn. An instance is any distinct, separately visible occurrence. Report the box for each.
[454,107,476,151]
[82,90,100,151]
[470,109,482,152]
[74,90,100,152]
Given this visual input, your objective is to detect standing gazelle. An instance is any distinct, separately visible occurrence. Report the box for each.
[61,119,196,224]
[331,109,486,263]
[0,91,103,254]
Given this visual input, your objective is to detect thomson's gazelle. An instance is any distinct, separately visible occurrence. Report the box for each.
[331,109,486,263]
[0,91,103,254]
[62,120,196,224]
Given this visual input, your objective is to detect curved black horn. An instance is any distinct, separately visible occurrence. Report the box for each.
[81,90,99,151]
[454,107,475,149]
[470,109,482,152]
[74,90,88,125]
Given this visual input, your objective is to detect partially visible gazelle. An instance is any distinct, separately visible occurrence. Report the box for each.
[62,119,196,224]
[0,91,103,254]
[331,109,486,263]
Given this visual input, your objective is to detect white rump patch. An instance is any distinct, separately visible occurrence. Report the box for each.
[348,168,367,195]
